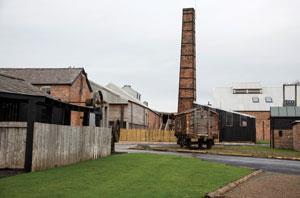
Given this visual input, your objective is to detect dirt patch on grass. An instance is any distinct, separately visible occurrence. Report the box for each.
[224,172,300,198]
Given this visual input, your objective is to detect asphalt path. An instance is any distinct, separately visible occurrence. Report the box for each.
[116,143,300,175]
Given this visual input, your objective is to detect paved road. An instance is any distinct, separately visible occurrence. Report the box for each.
[116,143,300,175]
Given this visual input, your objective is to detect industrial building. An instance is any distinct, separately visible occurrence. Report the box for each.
[0,73,96,125]
[0,68,93,126]
[90,81,161,130]
[270,106,300,151]
[212,82,300,141]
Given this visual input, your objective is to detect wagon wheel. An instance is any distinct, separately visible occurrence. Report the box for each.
[198,139,203,149]
[206,140,213,149]
[180,138,184,148]
[186,138,191,149]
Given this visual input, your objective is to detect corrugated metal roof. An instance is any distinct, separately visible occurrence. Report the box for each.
[270,106,300,117]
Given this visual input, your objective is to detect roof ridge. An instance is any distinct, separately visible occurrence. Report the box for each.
[106,83,146,106]
[0,67,84,70]
[0,73,25,81]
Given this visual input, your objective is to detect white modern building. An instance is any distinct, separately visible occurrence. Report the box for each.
[212,82,299,141]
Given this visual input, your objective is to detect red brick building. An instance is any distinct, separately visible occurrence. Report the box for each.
[270,106,300,150]
[0,68,92,126]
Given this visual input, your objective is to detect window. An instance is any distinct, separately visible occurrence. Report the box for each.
[247,89,262,94]
[252,97,259,103]
[240,115,247,127]
[226,112,233,127]
[40,86,51,95]
[233,89,262,94]
[265,96,273,103]
[279,130,283,137]
[233,89,247,94]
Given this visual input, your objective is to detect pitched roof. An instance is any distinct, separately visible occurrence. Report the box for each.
[89,80,128,104]
[106,83,147,107]
[0,67,75,83]
[105,83,160,115]
[0,73,49,97]
[0,67,93,92]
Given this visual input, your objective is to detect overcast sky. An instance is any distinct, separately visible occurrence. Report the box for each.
[0,0,299,112]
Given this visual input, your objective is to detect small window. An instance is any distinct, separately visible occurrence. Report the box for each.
[233,89,247,94]
[240,115,247,127]
[40,86,51,95]
[247,89,262,94]
[279,130,283,137]
[265,97,273,103]
[252,97,259,103]
[226,112,233,127]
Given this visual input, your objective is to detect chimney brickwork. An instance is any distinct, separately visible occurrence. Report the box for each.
[178,8,196,113]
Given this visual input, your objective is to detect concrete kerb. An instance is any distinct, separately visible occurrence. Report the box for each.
[129,146,300,161]
[205,170,263,198]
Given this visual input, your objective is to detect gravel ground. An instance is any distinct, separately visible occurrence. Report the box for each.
[224,172,300,198]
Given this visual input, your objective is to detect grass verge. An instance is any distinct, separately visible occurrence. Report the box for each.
[0,153,251,198]
[256,140,270,145]
[209,145,300,158]
[141,144,300,159]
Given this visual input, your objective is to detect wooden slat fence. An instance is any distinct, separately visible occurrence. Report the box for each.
[32,123,111,171]
[0,122,27,169]
[119,129,176,142]
[0,122,111,171]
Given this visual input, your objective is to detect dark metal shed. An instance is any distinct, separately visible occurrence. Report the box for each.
[215,108,256,142]
[192,104,256,142]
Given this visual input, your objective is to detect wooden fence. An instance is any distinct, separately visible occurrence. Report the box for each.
[0,122,111,171]
[32,123,111,171]
[119,129,176,142]
[0,122,27,169]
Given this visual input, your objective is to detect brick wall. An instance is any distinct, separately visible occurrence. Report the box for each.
[148,110,161,129]
[178,8,196,113]
[293,122,300,151]
[239,111,270,141]
[37,72,91,126]
[50,85,70,101]
[273,129,293,149]
[69,74,91,126]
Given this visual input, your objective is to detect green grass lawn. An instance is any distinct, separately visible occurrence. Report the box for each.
[256,140,270,145]
[0,153,251,198]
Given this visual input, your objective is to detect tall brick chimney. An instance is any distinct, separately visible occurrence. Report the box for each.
[177,8,196,113]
